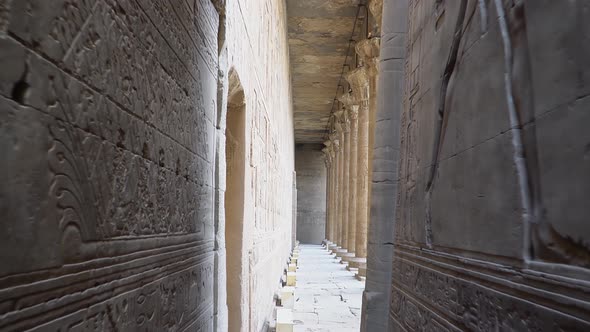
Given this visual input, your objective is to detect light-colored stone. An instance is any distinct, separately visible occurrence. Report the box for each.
[296,145,327,244]
[286,0,363,142]
[277,308,294,332]
[346,66,371,260]
[0,1,296,332]
[287,272,297,286]
[281,287,296,308]
[293,245,364,331]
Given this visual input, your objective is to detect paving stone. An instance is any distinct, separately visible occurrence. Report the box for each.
[292,244,364,331]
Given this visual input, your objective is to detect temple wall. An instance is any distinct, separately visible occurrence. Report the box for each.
[295,144,326,244]
[387,0,590,330]
[0,0,294,331]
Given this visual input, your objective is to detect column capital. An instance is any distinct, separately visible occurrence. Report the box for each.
[345,66,370,102]
[342,109,351,132]
[322,147,332,167]
[368,0,383,32]
[338,92,358,109]
[333,110,348,134]
[329,132,341,152]
[338,92,360,121]
[348,106,359,121]
[332,138,341,152]
[356,38,381,77]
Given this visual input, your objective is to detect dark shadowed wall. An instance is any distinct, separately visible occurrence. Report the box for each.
[385,0,590,330]
[295,144,326,244]
[0,1,219,330]
[0,0,295,331]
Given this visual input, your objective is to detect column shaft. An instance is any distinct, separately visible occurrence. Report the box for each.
[356,97,370,258]
[347,109,358,254]
[338,130,345,246]
[346,67,371,260]
[329,151,335,242]
[335,139,342,246]
[323,148,331,242]
[341,123,350,249]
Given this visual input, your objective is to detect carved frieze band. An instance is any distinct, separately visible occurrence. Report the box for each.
[389,245,590,331]
[1,243,214,331]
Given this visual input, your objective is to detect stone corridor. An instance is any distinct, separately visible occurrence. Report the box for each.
[292,245,363,332]
[1,0,590,331]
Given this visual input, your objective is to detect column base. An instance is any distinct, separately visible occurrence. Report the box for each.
[339,252,355,264]
[328,245,340,255]
[345,256,364,271]
[355,263,367,281]
[341,252,357,262]
[335,248,349,258]
[345,264,358,272]
[347,257,366,269]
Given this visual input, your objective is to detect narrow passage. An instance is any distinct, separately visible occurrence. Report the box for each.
[293,244,364,331]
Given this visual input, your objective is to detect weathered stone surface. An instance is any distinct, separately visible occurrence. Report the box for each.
[385,0,590,330]
[0,1,219,330]
[346,64,371,259]
[295,144,327,244]
[223,2,296,331]
[286,0,363,143]
[293,244,364,332]
[362,1,406,331]
[0,1,295,331]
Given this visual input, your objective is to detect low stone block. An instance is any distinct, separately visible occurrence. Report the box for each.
[276,308,294,332]
[287,271,296,286]
[356,265,367,281]
[335,249,349,258]
[288,263,297,272]
[347,257,366,269]
[340,252,355,264]
[280,286,295,308]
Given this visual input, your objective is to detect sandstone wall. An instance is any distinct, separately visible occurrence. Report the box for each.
[295,144,326,244]
[220,0,295,331]
[0,0,294,331]
[389,0,590,330]
[362,0,407,331]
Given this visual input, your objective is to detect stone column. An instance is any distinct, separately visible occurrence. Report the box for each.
[329,142,337,243]
[332,134,341,248]
[322,145,332,245]
[357,38,381,241]
[346,66,370,269]
[341,111,351,251]
[333,110,347,252]
[362,1,406,331]
[339,93,360,264]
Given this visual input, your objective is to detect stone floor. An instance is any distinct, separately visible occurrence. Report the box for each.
[293,244,364,332]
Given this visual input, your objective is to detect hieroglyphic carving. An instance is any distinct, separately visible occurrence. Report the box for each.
[25,262,215,332]
[390,254,590,331]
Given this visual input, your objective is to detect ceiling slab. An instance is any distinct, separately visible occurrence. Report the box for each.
[287,0,362,143]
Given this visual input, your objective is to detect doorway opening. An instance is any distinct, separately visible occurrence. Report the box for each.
[225,70,246,332]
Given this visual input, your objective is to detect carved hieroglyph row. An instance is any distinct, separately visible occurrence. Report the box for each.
[2,252,215,331]
[390,250,590,331]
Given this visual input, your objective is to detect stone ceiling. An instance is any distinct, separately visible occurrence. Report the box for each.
[287,0,363,143]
